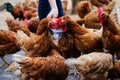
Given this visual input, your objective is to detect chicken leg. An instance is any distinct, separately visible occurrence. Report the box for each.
[0,57,10,67]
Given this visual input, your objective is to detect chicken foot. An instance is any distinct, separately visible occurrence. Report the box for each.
[0,57,10,67]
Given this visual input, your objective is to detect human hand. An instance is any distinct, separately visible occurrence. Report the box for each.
[47,8,58,19]
[47,0,58,19]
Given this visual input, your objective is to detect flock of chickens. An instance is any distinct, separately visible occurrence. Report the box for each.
[0,0,120,80]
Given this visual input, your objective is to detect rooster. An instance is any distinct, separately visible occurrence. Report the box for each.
[12,49,69,80]
[59,16,103,55]
[1,2,25,20]
[0,30,20,66]
[65,52,113,80]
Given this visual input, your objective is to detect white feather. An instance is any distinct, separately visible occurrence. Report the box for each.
[17,30,29,40]
[12,54,31,63]
[5,62,22,77]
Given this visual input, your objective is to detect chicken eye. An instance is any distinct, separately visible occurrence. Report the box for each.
[48,22,54,28]
[100,12,107,20]
[101,13,106,18]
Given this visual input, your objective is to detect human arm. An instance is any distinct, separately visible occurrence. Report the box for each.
[47,0,58,19]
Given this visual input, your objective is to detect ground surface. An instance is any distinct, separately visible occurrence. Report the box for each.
[0,0,120,80]
[0,0,80,80]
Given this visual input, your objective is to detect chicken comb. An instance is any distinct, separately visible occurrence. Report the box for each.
[84,2,89,9]
[24,10,29,18]
[98,7,107,23]
[55,17,67,32]
[24,19,30,27]
[48,18,61,29]
[98,7,103,18]
[48,17,67,32]
[48,17,62,29]
[54,17,62,28]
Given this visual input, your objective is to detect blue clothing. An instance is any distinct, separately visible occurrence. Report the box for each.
[38,0,64,19]
[38,0,64,41]
[50,29,63,41]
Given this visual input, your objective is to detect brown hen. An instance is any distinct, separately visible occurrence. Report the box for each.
[12,49,69,80]
[0,30,20,66]
[65,52,113,80]
[99,14,120,59]
[75,1,92,19]
[6,18,30,36]
[60,16,103,54]
[108,60,120,79]
[90,0,112,7]
[58,32,81,59]
[77,0,115,29]
[27,17,40,33]
[23,0,38,20]
[17,18,55,57]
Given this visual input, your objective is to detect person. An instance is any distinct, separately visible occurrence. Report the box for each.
[61,0,68,15]
[38,0,64,20]
[38,0,65,41]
